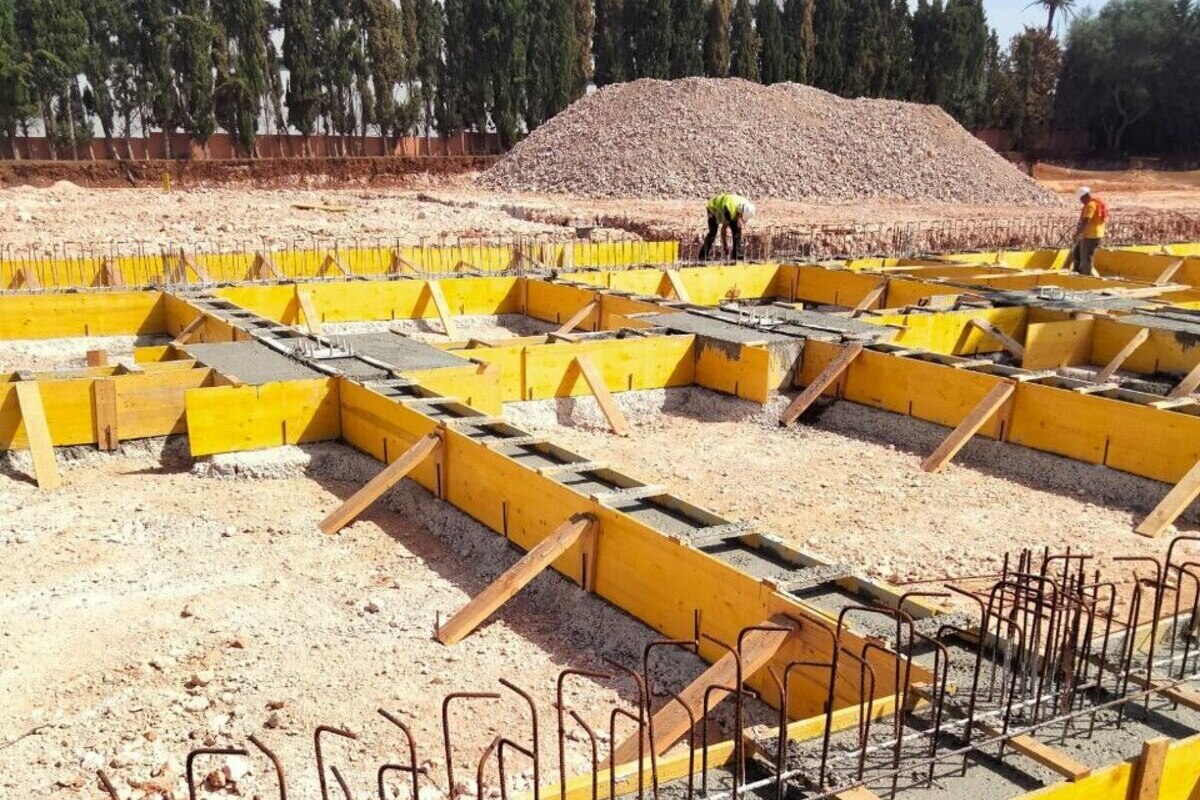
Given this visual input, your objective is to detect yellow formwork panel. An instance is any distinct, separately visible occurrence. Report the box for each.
[1091,317,1200,377]
[1095,248,1200,286]
[968,272,1146,292]
[338,380,442,491]
[934,249,1069,270]
[162,294,247,342]
[399,363,504,415]
[1015,731,1200,800]
[695,341,779,403]
[864,307,1028,356]
[0,369,213,449]
[184,378,342,457]
[0,291,168,339]
[1023,319,1095,369]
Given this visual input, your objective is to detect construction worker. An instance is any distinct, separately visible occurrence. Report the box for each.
[1071,186,1107,276]
[699,193,756,262]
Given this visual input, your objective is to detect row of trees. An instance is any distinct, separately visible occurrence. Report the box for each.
[0,0,1196,158]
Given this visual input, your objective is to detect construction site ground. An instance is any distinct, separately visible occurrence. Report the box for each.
[1,166,1198,251]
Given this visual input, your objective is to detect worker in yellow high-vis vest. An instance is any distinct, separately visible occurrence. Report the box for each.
[700,193,756,262]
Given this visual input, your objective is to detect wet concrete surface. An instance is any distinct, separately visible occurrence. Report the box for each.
[341,332,471,371]
[183,341,322,384]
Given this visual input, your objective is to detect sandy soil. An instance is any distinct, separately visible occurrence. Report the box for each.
[0,441,735,800]
[0,335,170,373]
[503,387,1200,598]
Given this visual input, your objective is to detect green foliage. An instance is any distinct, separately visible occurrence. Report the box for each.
[704,0,731,77]
[728,0,758,79]
[1008,27,1060,150]
[812,0,847,92]
[593,0,626,85]
[668,0,705,76]
[912,0,989,125]
[526,0,579,128]
[281,0,321,137]
[625,0,672,77]
[754,0,786,84]
[780,0,814,82]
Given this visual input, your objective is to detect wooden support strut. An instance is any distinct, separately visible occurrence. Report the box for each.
[93,378,120,452]
[556,301,598,336]
[850,282,887,317]
[1094,327,1149,383]
[610,614,798,765]
[172,314,206,346]
[779,342,864,427]
[1168,359,1200,399]
[435,514,597,645]
[251,251,282,280]
[967,318,1025,360]
[1131,737,1170,800]
[319,432,442,534]
[319,253,351,277]
[574,354,629,436]
[296,288,323,335]
[1155,258,1185,286]
[425,279,458,339]
[920,381,1015,473]
[1135,454,1200,538]
[664,269,691,303]
[14,381,60,489]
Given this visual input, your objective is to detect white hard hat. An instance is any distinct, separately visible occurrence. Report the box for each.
[739,200,757,219]
[1076,186,1092,200]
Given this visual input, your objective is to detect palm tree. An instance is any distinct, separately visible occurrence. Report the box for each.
[1026,0,1077,33]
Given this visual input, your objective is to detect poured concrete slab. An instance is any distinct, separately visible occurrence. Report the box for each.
[183,341,321,384]
[341,333,470,372]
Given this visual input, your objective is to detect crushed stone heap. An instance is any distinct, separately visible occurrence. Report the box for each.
[480,77,1058,205]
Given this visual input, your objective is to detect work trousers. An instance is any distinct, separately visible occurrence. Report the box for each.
[1074,237,1102,275]
[699,214,742,261]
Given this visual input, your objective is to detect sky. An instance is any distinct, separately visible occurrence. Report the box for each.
[981,0,1101,43]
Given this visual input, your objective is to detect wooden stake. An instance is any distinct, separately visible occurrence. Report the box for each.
[556,301,598,336]
[15,381,60,489]
[319,433,442,534]
[1131,737,1170,800]
[850,282,888,317]
[296,288,323,335]
[779,343,864,427]
[436,514,596,645]
[1155,259,1184,286]
[180,251,213,283]
[664,269,691,303]
[1136,455,1200,538]
[575,354,629,436]
[1168,359,1200,399]
[426,280,457,338]
[86,349,109,367]
[921,382,1015,473]
[1095,327,1150,383]
[610,614,796,764]
[968,318,1025,360]
[93,379,119,451]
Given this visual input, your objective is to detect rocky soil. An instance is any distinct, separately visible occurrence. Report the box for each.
[482,78,1058,205]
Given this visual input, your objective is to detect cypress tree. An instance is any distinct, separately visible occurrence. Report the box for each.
[281,0,321,148]
[842,0,884,97]
[81,0,123,158]
[704,0,731,77]
[0,0,35,157]
[883,0,914,98]
[625,0,672,77]
[781,0,814,82]
[17,0,90,158]
[572,0,594,93]
[669,0,705,76]
[812,0,848,93]
[728,0,759,79]
[414,0,442,134]
[171,0,217,154]
[593,0,626,85]
[755,0,786,83]
[526,0,576,128]
[484,0,528,147]
[363,0,414,146]
[436,0,469,134]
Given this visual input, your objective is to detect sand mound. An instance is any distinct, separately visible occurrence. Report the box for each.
[481,78,1058,205]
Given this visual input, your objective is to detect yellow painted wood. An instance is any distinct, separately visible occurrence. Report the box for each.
[0,291,168,339]
[184,378,342,457]
[865,307,1027,356]
[1168,360,1200,399]
[425,279,458,338]
[1022,320,1095,370]
[968,317,1025,360]
[556,301,598,335]
[296,288,323,335]
[780,343,863,426]
[14,382,60,488]
[921,382,1016,472]
[1091,318,1200,378]
[1096,328,1151,382]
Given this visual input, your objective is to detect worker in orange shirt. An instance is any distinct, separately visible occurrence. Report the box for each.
[1071,187,1107,276]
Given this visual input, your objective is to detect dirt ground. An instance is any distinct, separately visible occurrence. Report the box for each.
[1,167,1197,255]
[503,387,1200,600]
[0,440,733,800]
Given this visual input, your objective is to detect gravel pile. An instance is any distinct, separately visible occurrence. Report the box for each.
[481,77,1057,205]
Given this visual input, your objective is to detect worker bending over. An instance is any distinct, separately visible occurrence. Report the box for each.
[1072,186,1107,275]
[700,193,756,261]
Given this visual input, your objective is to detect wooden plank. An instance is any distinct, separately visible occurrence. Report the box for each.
[252,251,282,280]
[1095,327,1150,383]
[850,282,887,317]
[1131,737,1170,800]
[181,251,212,283]
[15,382,60,489]
[173,314,206,345]
[664,269,691,303]
[1155,259,1184,286]
[779,343,864,427]
[296,288,323,335]
[610,614,797,765]
[86,349,109,367]
[556,301,598,335]
[1168,359,1200,399]
[975,722,1090,781]
[390,249,418,274]
[319,433,442,534]
[967,318,1025,360]
[920,381,1015,473]
[834,788,884,800]
[436,514,595,645]
[1135,455,1200,538]
[93,379,119,451]
[426,279,458,339]
[575,354,629,436]
[319,253,351,276]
